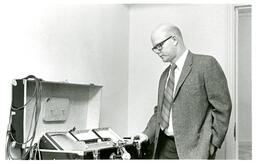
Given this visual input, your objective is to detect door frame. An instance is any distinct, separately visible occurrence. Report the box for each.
[226,4,251,159]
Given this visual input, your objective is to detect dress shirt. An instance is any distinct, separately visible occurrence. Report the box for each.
[163,49,189,136]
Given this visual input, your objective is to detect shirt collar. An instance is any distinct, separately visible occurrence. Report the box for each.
[173,49,189,71]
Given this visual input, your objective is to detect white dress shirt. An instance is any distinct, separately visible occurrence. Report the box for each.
[163,49,189,136]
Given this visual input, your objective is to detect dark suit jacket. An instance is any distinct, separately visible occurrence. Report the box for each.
[143,51,232,159]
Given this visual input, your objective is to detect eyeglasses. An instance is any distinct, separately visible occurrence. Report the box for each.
[152,35,174,54]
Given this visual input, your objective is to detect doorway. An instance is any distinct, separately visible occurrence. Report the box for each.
[225,5,251,160]
[236,5,252,160]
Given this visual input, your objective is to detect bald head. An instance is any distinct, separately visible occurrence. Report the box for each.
[150,23,186,63]
[151,23,184,46]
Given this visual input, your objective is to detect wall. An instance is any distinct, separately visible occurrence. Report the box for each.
[128,4,231,159]
[0,3,129,159]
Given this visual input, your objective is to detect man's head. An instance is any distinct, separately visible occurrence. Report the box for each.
[151,23,186,63]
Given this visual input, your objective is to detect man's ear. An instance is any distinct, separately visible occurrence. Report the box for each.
[172,36,178,46]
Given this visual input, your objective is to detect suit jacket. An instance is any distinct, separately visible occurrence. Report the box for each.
[143,51,232,159]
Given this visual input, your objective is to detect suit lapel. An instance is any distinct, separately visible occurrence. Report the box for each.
[173,51,193,100]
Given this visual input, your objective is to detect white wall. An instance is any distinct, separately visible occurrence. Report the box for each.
[0,3,129,158]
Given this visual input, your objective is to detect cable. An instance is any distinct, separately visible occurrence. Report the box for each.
[8,105,37,145]
[11,75,40,111]
[6,75,43,160]
[7,141,17,160]
[22,78,42,159]
[37,141,41,160]
[11,88,36,111]
[26,105,37,143]
[8,132,33,145]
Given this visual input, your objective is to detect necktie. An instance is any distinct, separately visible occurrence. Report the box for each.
[161,63,177,129]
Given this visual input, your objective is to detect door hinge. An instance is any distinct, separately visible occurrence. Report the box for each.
[234,123,236,141]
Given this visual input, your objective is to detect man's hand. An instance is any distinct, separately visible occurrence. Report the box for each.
[209,144,217,157]
[133,133,148,144]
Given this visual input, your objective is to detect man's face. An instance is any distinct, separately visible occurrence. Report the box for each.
[151,32,177,63]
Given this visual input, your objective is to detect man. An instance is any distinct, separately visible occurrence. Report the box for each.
[135,23,232,159]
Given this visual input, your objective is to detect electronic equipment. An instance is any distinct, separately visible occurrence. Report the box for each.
[6,76,150,160]
[38,127,146,159]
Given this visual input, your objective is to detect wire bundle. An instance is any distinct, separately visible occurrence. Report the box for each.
[7,75,43,160]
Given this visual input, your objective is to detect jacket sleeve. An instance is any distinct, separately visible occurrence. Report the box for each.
[142,106,158,144]
[204,57,232,148]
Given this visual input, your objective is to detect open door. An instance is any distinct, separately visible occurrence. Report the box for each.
[225,5,252,160]
[236,5,252,160]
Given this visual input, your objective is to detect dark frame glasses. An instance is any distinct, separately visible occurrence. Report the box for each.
[152,35,174,54]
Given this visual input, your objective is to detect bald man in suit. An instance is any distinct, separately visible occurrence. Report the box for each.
[135,24,232,159]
